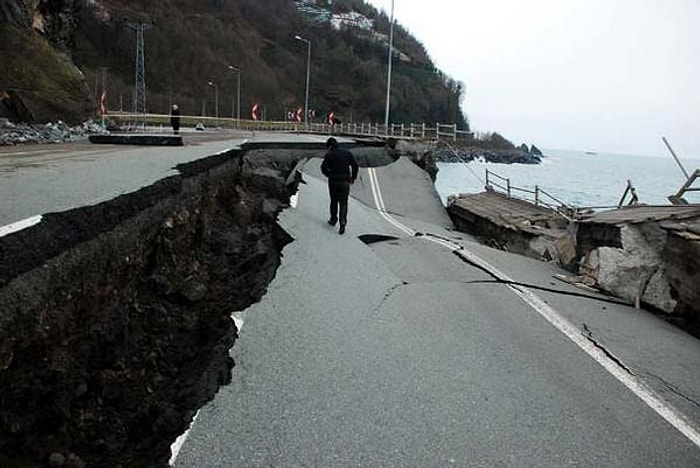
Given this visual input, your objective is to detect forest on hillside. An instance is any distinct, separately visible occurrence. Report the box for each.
[72,0,467,127]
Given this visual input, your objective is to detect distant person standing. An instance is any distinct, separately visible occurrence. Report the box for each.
[321,137,358,235]
[170,104,181,135]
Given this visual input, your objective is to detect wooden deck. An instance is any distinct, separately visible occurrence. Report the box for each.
[579,204,700,228]
[447,190,700,270]
[446,190,576,267]
[447,190,568,237]
[451,191,700,238]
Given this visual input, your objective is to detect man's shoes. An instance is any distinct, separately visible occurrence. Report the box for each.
[339,225,346,235]
[327,218,337,226]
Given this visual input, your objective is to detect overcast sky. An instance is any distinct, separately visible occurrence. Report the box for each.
[365,0,700,158]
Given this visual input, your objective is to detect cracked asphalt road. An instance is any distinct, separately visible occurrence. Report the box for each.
[174,157,700,467]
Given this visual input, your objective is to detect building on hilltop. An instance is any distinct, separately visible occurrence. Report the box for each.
[292,1,410,63]
[331,11,373,31]
[293,1,332,25]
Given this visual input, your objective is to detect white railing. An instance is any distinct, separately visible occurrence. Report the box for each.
[485,169,577,220]
[103,112,472,142]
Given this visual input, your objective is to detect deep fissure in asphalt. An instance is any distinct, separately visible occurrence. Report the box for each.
[0,149,298,467]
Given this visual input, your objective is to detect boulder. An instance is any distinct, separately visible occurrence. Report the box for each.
[583,224,676,312]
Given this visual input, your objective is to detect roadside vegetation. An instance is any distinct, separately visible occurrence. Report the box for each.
[72,0,467,127]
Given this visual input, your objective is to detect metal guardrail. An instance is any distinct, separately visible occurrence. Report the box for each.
[484,169,577,220]
[617,180,639,208]
[103,112,472,142]
[669,168,700,205]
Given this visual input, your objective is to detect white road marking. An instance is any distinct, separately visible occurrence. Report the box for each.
[231,311,245,331]
[367,168,415,237]
[169,411,199,466]
[0,215,42,237]
[368,166,700,449]
[168,311,246,465]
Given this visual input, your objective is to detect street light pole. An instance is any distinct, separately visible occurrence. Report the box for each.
[294,35,311,130]
[228,65,241,128]
[208,81,219,122]
[384,0,395,132]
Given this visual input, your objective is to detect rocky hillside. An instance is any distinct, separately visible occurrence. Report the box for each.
[0,0,468,127]
[0,0,93,123]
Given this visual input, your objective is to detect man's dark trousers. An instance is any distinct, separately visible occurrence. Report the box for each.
[328,179,351,227]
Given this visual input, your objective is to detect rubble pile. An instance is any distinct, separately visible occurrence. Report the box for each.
[0,119,105,146]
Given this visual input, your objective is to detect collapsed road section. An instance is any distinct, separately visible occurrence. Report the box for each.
[0,144,335,467]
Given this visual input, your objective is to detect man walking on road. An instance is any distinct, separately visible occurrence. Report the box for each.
[170,104,181,135]
[321,137,358,235]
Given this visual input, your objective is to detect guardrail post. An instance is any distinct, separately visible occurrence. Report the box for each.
[453,124,457,142]
[507,178,511,197]
[422,123,426,138]
[535,186,540,206]
[485,169,490,188]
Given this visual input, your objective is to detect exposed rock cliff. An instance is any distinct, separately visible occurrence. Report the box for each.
[0,0,92,123]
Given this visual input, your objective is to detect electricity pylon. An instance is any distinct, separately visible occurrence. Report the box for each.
[128,22,151,125]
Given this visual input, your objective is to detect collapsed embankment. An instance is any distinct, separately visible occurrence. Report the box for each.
[446,193,700,337]
[0,145,314,467]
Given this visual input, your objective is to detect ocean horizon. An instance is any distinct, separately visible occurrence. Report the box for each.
[435,148,700,209]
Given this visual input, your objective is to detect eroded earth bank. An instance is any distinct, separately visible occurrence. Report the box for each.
[0,143,396,467]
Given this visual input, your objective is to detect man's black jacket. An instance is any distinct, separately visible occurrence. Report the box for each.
[321,146,359,182]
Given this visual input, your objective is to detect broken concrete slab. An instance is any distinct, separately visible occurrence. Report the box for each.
[447,190,578,269]
[590,225,676,313]
[577,206,700,330]
[89,133,184,146]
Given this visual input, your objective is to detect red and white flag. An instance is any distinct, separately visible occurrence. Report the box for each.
[296,107,303,122]
[99,90,107,115]
[252,103,259,121]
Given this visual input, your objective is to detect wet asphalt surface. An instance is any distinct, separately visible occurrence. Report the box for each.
[174,158,700,467]
[0,130,333,226]
[2,136,699,466]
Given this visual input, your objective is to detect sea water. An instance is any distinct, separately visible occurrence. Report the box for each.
[435,149,700,208]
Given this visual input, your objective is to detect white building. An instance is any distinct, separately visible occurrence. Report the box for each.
[331,11,373,31]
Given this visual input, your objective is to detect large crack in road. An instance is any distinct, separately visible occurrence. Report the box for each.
[0,145,353,467]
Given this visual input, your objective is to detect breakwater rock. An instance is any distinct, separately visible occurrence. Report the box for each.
[435,147,542,165]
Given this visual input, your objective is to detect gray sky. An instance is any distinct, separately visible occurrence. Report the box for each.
[366,0,700,158]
